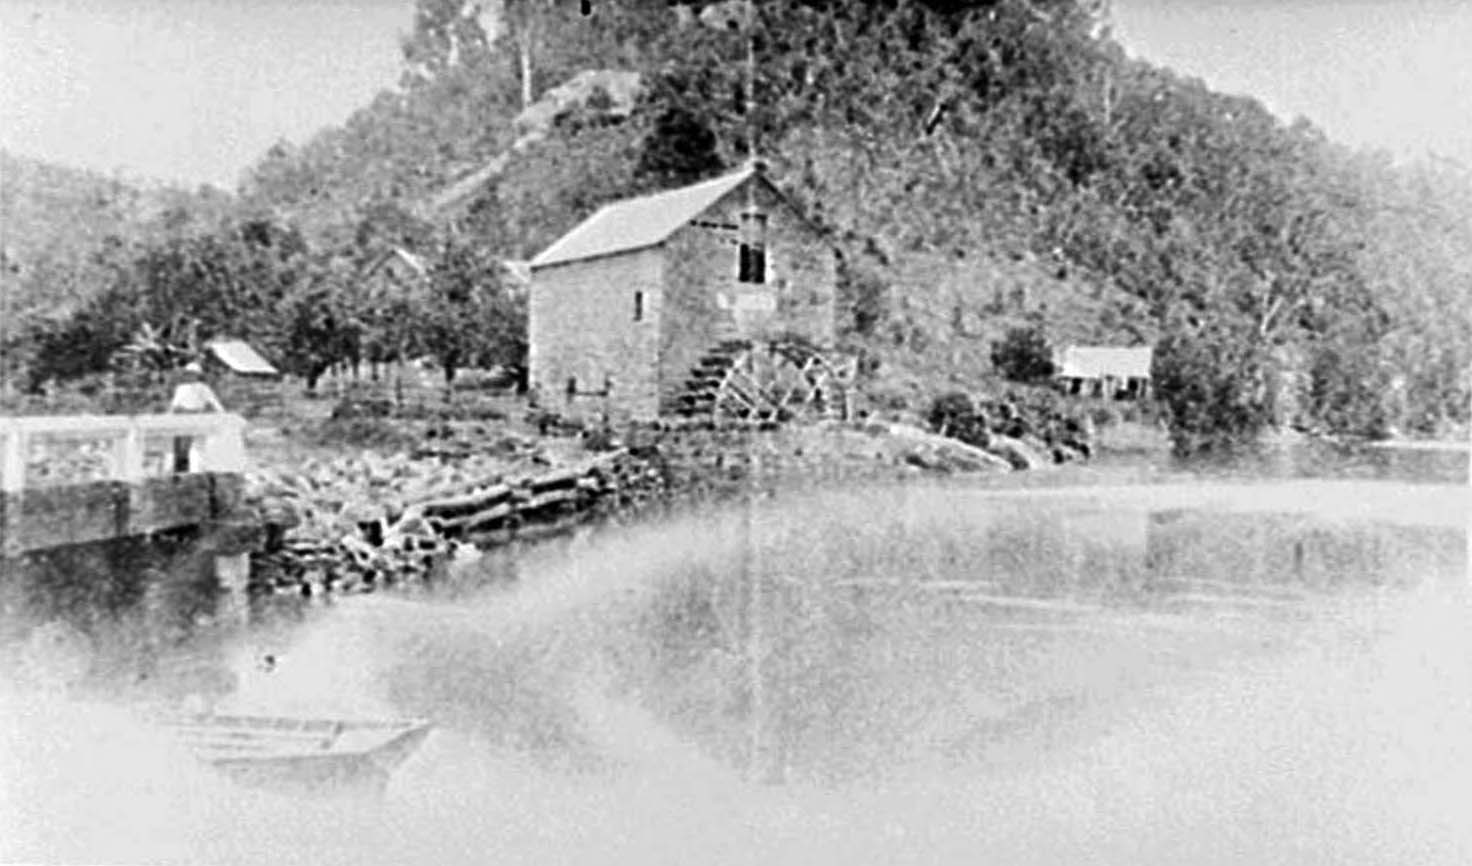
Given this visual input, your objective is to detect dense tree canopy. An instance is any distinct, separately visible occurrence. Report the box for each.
[8,0,1472,448]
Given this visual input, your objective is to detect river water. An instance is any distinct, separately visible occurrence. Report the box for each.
[3,442,1471,865]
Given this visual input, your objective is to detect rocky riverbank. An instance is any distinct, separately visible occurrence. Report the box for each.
[242,418,1039,600]
[924,389,1101,469]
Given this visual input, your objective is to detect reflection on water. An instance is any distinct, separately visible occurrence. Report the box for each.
[3,456,1472,864]
[1166,438,1469,484]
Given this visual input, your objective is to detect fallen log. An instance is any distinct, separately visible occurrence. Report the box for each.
[985,434,1049,471]
[519,486,583,513]
[528,464,591,492]
[510,511,592,542]
[463,503,518,535]
[419,483,514,519]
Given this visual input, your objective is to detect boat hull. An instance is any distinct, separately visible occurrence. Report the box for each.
[158,714,432,796]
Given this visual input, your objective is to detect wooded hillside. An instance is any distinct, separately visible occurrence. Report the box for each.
[1,151,233,319]
[7,0,1472,449]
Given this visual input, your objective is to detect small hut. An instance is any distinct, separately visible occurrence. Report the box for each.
[205,338,282,414]
[1055,346,1153,399]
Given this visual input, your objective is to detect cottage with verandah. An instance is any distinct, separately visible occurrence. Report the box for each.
[527,162,846,422]
[1054,345,1154,399]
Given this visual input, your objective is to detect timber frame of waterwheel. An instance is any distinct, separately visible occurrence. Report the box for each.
[674,337,859,423]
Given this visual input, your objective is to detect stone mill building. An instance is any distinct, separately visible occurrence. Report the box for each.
[527,162,841,422]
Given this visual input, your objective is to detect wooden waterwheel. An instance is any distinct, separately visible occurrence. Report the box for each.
[674,338,857,422]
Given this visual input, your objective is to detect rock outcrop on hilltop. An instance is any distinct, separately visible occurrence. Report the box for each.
[425,69,643,216]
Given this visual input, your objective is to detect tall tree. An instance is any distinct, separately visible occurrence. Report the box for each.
[425,231,526,383]
[402,0,496,87]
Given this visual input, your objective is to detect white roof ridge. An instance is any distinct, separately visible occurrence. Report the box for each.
[530,165,759,269]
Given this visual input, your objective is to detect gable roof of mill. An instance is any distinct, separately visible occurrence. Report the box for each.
[530,164,768,270]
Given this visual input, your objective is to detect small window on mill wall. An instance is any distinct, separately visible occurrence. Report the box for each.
[738,212,767,284]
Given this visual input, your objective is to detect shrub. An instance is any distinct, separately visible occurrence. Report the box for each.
[990,326,1056,384]
[924,391,994,448]
[925,391,976,435]
[1153,329,1273,454]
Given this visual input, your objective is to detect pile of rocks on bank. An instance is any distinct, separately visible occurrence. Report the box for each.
[244,447,670,599]
[243,414,1076,600]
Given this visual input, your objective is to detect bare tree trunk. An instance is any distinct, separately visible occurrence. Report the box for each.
[395,337,406,410]
[518,26,535,109]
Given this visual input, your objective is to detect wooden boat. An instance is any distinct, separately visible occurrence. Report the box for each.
[155,712,433,795]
